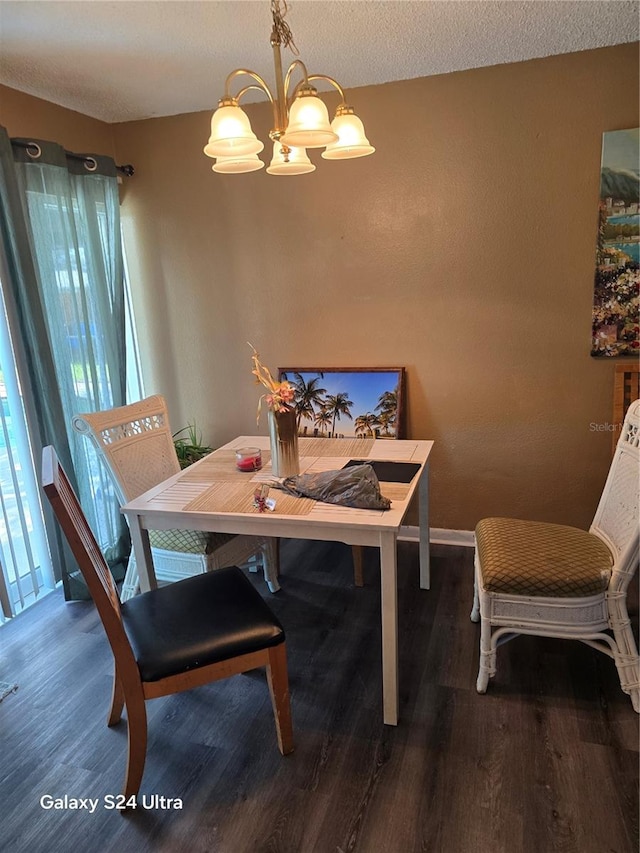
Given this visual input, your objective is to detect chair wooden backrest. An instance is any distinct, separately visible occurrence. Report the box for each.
[592,398,640,595]
[72,395,181,503]
[612,364,640,454]
[42,445,293,798]
[41,446,141,683]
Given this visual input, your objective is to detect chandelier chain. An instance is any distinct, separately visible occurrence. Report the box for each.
[271,0,299,55]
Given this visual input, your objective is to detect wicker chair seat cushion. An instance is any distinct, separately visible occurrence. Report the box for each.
[148,529,237,554]
[476,517,613,597]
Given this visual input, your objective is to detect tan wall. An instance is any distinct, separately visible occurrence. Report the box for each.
[0,85,115,155]
[2,44,638,530]
[112,43,639,531]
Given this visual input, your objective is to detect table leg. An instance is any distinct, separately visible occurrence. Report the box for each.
[128,515,156,593]
[419,459,431,590]
[380,530,399,725]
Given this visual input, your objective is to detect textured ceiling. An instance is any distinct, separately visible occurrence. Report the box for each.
[0,0,638,124]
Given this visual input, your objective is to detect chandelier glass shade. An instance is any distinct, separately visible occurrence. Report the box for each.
[204,0,374,176]
[266,142,315,175]
[204,105,264,158]
[279,91,336,148]
[322,110,375,160]
[212,152,265,174]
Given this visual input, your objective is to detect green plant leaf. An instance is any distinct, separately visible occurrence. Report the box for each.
[172,421,213,469]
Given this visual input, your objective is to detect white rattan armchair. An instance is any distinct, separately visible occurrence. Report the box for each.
[72,395,279,602]
[471,399,640,712]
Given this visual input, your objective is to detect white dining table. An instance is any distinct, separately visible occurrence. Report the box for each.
[121,435,434,725]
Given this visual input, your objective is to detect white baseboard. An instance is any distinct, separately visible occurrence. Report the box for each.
[398,526,475,547]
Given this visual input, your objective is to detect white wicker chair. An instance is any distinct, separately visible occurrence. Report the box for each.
[72,395,279,602]
[471,399,640,712]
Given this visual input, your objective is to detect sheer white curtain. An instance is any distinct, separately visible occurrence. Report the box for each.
[17,157,127,563]
[1,129,130,600]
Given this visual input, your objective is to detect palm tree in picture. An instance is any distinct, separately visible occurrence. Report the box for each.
[376,409,395,437]
[354,412,381,437]
[375,389,398,436]
[324,392,354,437]
[314,407,332,436]
[288,372,327,433]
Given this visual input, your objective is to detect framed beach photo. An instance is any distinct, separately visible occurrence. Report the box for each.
[278,367,406,439]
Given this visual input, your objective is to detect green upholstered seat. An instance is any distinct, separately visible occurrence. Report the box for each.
[148,529,236,555]
[475,517,613,597]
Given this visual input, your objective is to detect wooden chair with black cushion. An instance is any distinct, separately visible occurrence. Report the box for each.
[470,399,640,712]
[42,446,293,801]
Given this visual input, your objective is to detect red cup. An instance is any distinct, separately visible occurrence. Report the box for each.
[235,447,262,472]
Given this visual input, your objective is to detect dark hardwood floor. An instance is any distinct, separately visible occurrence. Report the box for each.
[1,540,638,853]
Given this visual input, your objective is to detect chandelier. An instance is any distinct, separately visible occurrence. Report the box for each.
[204,0,374,176]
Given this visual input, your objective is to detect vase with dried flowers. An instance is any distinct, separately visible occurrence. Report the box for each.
[249,343,300,477]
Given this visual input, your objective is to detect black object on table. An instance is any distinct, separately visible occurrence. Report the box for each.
[342,460,421,484]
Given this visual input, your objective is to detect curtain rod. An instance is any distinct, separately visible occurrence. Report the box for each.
[10,139,134,177]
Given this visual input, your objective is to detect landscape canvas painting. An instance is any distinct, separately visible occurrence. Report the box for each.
[591,127,640,357]
[278,368,405,439]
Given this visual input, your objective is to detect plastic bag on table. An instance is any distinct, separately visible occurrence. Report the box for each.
[272,463,391,510]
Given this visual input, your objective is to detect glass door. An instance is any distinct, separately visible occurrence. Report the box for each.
[0,281,54,621]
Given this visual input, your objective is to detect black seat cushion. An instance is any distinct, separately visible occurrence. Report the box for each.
[121,566,285,682]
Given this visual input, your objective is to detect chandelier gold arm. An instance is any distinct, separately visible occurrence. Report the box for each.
[283,58,311,107]
[222,68,280,136]
[307,74,347,106]
[224,68,273,103]
[235,84,273,102]
[286,71,348,111]
[223,69,274,103]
